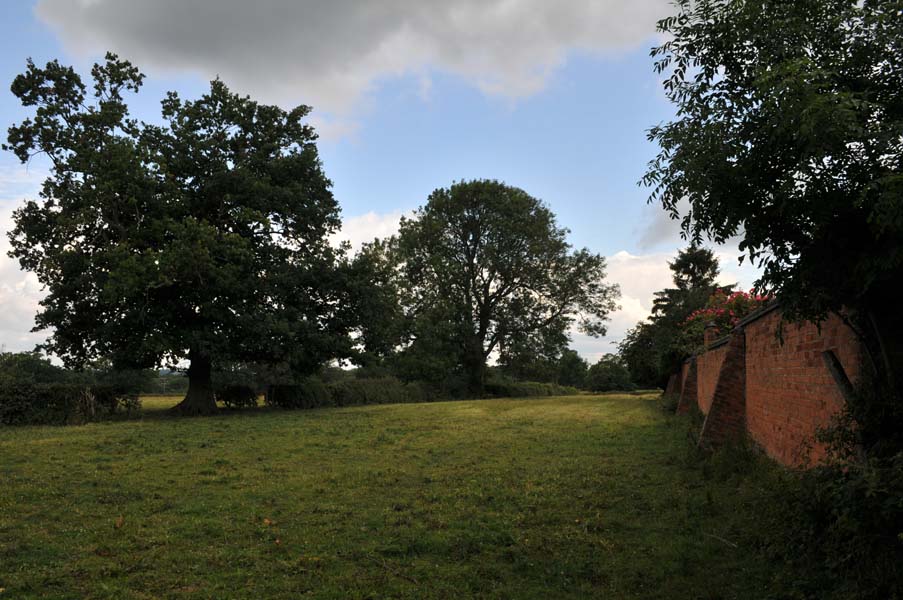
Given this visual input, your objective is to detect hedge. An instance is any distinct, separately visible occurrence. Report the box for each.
[265,377,432,410]
[215,384,259,409]
[0,380,140,426]
[265,377,331,409]
[263,375,578,411]
[328,377,431,406]
[483,379,580,398]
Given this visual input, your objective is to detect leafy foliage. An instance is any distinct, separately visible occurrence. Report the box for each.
[265,376,431,409]
[770,454,903,599]
[586,354,635,392]
[648,7,903,594]
[265,378,332,409]
[0,381,139,425]
[497,347,589,388]
[4,54,350,415]
[0,351,71,383]
[681,289,771,352]
[556,349,590,388]
[326,377,431,406]
[215,385,259,410]
[388,180,619,395]
[482,373,580,398]
[644,0,903,324]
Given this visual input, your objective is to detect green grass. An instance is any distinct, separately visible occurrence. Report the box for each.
[0,394,778,599]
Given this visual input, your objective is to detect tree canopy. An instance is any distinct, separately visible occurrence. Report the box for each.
[586,354,634,393]
[644,0,902,325]
[388,180,619,395]
[4,54,350,414]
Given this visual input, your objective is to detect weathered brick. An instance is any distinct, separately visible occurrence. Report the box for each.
[679,308,861,466]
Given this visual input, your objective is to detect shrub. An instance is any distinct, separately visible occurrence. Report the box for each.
[0,351,71,383]
[328,377,430,406]
[693,375,903,599]
[215,385,259,409]
[484,377,579,398]
[0,380,139,426]
[264,376,433,410]
[586,355,635,392]
[773,455,903,599]
[758,376,903,599]
[265,378,331,409]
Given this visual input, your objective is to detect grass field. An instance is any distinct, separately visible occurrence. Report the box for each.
[0,393,778,599]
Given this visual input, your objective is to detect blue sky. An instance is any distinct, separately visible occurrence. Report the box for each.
[0,0,760,360]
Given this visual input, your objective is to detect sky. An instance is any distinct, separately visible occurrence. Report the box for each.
[0,0,761,362]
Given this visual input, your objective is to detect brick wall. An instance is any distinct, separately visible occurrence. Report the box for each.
[699,330,747,447]
[681,305,861,467]
[676,359,697,414]
[696,340,729,414]
[744,309,860,465]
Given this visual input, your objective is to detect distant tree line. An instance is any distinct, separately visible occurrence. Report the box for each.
[2,54,627,416]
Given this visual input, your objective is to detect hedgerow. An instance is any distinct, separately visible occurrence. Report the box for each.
[0,380,140,425]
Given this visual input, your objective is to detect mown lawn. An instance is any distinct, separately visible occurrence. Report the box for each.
[0,394,777,599]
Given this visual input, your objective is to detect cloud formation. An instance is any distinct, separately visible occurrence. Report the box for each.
[0,205,46,353]
[330,210,407,254]
[570,247,762,363]
[36,0,669,114]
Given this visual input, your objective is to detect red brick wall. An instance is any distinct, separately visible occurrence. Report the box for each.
[744,310,860,465]
[699,331,747,447]
[696,340,729,414]
[676,358,697,414]
[684,306,861,466]
[664,372,682,398]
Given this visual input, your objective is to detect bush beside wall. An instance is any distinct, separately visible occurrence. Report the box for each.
[328,377,431,406]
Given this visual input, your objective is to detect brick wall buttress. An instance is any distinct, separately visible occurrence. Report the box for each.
[698,330,747,448]
[696,341,729,414]
[664,372,682,401]
[676,357,698,415]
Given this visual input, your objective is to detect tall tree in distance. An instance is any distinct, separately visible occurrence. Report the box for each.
[669,244,720,291]
[393,180,620,395]
[5,54,348,415]
[619,244,727,387]
[651,244,722,318]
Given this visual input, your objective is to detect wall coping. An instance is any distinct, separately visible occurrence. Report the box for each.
[705,335,731,351]
[732,300,782,331]
[683,300,782,364]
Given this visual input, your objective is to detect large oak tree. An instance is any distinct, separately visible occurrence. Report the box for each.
[5,54,349,414]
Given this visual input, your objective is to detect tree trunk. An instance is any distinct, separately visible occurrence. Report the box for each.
[171,351,218,416]
[463,340,486,397]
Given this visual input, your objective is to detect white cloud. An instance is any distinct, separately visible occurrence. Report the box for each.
[0,174,48,353]
[35,0,670,118]
[570,247,763,363]
[571,250,673,361]
[330,210,409,254]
